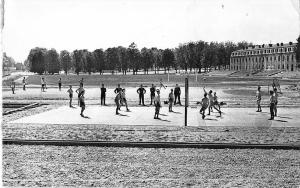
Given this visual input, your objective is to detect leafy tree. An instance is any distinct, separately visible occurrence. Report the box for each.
[105,47,119,74]
[86,51,95,74]
[141,47,153,74]
[72,50,83,75]
[162,48,175,73]
[93,49,105,74]
[27,47,47,74]
[59,50,72,74]
[45,49,60,74]
[296,35,300,69]
[127,42,141,75]
[117,46,128,74]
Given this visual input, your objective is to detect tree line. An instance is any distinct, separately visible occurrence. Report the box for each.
[25,41,255,75]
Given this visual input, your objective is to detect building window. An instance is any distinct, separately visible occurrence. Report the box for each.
[292,55,294,61]
[270,57,272,61]
[282,64,284,69]
[287,56,289,62]
[274,56,276,61]
[278,56,280,61]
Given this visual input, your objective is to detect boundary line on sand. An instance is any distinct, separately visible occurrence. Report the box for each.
[3,139,300,150]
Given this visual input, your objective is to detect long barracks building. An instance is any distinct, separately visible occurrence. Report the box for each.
[230,42,298,72]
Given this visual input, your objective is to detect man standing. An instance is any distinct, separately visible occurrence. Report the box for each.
[76,83,84,106]
[203,87,214,115]
[174,84,182,105]
[114,84,122,94]
[11,80,16,94]
[79,90,86,117]
[100,84,106,106]
[114,84,123,109]
[269,90,276,120]
[122,88,130,112]
[67,85,73,107]
[41,78,46,92]
[256,86,262,112]
[22,77,26,91]
[137,84,146,106]
[169,89,174,112]
[115,90,122,115]
[79,78,84,87]
[200,93,209,119]
[150,84,156,105]
[154,89,161,119]
[58,78,62,91]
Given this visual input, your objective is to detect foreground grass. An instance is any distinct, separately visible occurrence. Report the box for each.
[3,145,300,187]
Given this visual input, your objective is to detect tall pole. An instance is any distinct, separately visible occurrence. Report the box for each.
[185,77,189,127]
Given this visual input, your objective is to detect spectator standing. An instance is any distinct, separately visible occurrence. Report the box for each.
[174,84,182,105]
[137,84,146,106]
[67,85,73,107]
[169,89,174,112]
[154,89,161,119]
[100,84,106,106]
[150,84,156,105]
[58,78,62,91]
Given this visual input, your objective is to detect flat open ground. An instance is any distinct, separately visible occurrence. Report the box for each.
[3,72,300,187]
[9,106,300,127]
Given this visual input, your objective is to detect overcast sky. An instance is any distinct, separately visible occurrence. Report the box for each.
[2,0,300,62]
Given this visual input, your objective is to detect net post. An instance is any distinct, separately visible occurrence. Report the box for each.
[185,77,189,127]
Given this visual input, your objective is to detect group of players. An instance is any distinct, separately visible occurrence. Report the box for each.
[11,76,279,120]
[256,85,279,120]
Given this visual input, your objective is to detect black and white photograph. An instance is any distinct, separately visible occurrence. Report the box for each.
[1,0,300,187]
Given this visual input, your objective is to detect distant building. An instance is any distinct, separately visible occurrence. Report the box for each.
[230,42,298,72]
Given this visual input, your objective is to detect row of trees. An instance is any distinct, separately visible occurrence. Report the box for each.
[25,41,254,75]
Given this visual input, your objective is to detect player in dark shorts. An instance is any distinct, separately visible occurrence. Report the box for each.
[154,89,161,119]
[58,78,62,91]
[200,93,209,119]
[150,84,156,105]
[79,90,86,117]
[115,90,122,115]
[174,84,182,105]
[137,84,146,105]
[269,90,276,120]
[67,85,73,107]
[100,84,106,105]
[41,78,46,92]
[76,83,84,106]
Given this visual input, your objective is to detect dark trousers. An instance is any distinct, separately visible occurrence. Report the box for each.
[115,100,120,114]
[139,94,145,105]
[174,94,181,105]
[270,103,275,118]
[150,94,155,105]
[101,95,106,105]
[58,83,62,91]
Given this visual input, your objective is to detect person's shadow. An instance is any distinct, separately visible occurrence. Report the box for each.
[81,115,90,119]
[156,118,171,122]
[117,113,129,117]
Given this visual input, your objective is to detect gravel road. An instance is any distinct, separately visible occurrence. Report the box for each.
[3,145,300,187]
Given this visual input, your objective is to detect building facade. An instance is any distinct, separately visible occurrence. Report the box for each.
[230,42,298,72]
